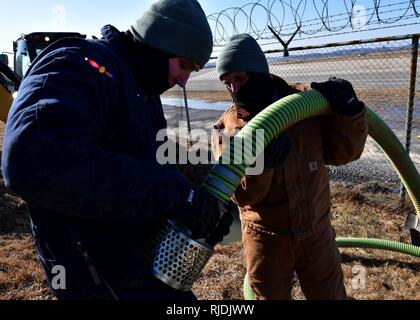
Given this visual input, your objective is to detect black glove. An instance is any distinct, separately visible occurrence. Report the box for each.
[264,133,291,169]
[311,77,365,117]
[172,188,227,239]
[410,229,420,247]
[206,202,237,247]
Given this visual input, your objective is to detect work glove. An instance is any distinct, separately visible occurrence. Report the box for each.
[311,77,365,117]
[263,133,291,169]
[411,229,420,247]
[206,202,237,247]
[172,188,228,239]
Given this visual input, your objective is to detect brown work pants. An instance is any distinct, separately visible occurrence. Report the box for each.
[242,220,347,300]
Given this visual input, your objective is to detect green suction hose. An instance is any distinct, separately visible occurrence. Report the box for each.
[243,274,256,301]
[336,238,420,257]
[202,90,419,255]
[366,109,420,215]
[204,89,419,222]
[205,90,420,212]
[201,90,419,300]
[204,90,332,203]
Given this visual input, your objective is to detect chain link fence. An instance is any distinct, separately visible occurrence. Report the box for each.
[161,34,419,199]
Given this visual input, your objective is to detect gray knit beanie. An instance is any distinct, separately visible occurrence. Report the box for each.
[217,34,269,79]
[131,0,213,68]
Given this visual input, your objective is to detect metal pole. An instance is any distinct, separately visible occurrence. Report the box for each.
[400,35,419,204]
[183,86,193,148]
[268,25,301,57]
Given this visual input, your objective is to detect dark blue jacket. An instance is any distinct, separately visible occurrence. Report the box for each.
[2,25,195,300]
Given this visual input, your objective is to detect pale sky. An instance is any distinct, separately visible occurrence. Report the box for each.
[0,0,248,57]
[1,0,419,66]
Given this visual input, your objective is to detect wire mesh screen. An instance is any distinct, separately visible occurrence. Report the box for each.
[161,35,419,195]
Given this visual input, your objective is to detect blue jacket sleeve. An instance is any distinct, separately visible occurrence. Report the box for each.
[2,46,193,224]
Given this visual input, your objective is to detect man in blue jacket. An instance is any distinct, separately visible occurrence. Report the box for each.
[2,0,233,300]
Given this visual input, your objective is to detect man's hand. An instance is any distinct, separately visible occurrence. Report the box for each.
[172,188,228,239]
[311,77,365,117]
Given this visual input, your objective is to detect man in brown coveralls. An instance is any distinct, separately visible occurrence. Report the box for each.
[212,34,368,300]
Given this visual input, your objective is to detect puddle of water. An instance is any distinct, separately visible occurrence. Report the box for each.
[161,98,228,111]
[221,217,242,245]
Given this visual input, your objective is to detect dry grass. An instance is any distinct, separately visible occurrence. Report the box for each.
[0,172,419,300]
[0,235,52,300]
[0,166,419,300]
[330,182,419,300]
[192,181,419,300]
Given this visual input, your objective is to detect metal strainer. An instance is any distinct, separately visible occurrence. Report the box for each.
[145,219,214,292]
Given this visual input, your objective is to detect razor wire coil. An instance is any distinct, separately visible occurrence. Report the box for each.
[208,0,420,46]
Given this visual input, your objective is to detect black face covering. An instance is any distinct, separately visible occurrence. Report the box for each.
[123,31,175,95]
[230,72,277,118]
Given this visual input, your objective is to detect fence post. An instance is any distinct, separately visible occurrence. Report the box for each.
[400,35,419,204]
[268,25,301,57]
[183,86,193,148]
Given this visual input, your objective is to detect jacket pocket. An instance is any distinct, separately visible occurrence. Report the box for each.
[243,220,277,236]
[302,151,331,229]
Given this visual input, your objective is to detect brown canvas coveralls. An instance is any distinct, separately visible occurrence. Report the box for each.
[212,75,368,300]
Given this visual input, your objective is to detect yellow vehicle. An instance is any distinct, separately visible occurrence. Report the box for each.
[0,56,19,123]
[13,32,85,78]
[0,32,86,123]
